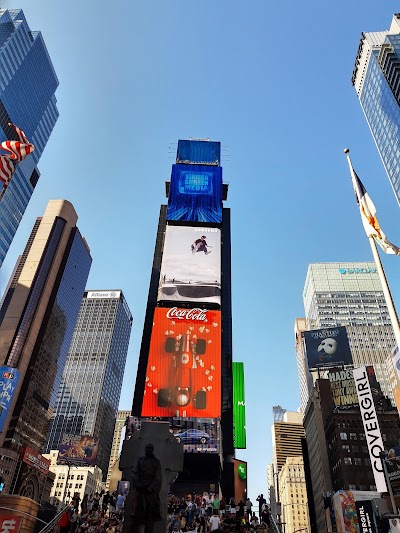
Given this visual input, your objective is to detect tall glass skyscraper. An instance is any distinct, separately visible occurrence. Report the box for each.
[352,14,400,204]
[0,9,59,265]
[45,291,132,480]
[0,200,91,497]
[301,262,395,403]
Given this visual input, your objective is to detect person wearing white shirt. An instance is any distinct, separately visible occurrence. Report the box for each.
[209,515,220,531]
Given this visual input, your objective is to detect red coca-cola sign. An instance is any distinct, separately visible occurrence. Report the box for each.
[166,307,209,322]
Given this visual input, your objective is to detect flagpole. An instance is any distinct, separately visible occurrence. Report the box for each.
[344,148,400,352]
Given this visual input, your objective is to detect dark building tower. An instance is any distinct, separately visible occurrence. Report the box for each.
[0,200,91,497]
[45,290,133,480]
[132,139,234,496]
[0,9,59,266]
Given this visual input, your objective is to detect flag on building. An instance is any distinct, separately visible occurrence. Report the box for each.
[0,123,35,191]
[346,151,400,255]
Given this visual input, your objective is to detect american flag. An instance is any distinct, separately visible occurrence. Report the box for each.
[0,123,35,191]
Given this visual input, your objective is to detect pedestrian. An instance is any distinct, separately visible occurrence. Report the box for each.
[245,498,253,515]
[209,513,220,531]
[256,495,266,519]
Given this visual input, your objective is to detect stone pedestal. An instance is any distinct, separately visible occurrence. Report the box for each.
[120,420,183,533]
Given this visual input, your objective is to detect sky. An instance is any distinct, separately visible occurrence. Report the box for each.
[1,0,400,502]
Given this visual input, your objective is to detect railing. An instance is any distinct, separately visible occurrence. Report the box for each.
[38,505,71,533]
[270,513,282,533]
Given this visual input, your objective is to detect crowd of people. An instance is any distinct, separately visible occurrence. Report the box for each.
[167,493,271,533]
[56,490,126,533]
[55,490,271,533]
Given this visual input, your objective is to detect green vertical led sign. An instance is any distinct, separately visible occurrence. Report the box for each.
[233,362,246,449]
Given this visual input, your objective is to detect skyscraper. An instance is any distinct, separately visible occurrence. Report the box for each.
[45,290,132,480]
[0,9,59,265]
[0,199,91,496]
[302,262,395,401]
[132,139,234,496]
[352,14,400,204]
[105,409,131,491]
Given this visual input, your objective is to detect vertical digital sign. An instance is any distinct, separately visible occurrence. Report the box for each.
[233,362,246,449]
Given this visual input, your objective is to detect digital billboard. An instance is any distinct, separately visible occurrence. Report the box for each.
[142,307,221,418]
[233,362,246,449]
[170,418,220,454]
[167,164,223,223]
[58,435,99,465]
[158,226,221,305]
[304,326,353,369]
[0,366,20,433]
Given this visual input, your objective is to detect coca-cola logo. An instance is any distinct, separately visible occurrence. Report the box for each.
[166,307,208,322]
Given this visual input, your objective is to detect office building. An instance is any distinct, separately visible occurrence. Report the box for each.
[0,199,91,498]
[278,457,310,533]
[45,290,132,481]
[295,318,314,413]
[43,450,103,510]
[0,9,59,265]
[132,139,235,497]
[105,409,131,491]
[303,373,400,533]
[272,410,304,473]
[270,409,305,526]
[303,262,395,402]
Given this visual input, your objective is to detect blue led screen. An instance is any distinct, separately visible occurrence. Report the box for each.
[177,140,221,165]
[167,164,222,223]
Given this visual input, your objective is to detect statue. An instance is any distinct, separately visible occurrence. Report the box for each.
[131,443,162,533]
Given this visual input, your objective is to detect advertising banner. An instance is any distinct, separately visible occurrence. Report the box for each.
[0,517,21,533]
[171,418,220,454]
[328,368,358,407]
[58,435,99,465]
[167,164,223,223]
[141,307,221,418]
[158,226,221,305]
[304,326,353,369]
[0,367,20,433]
[353,366,388,493]
[233,362,246,449]
[356,500,377,533]
[21,446,50,475]
[332,491,379,533]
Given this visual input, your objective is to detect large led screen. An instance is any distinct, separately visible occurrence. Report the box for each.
[170,418,220,454]
[304,326,353,369]
[158,226,221,305]
[167,164,223,223]
[233,362,246,449]
[142,307,221,418]
[58,435,99,465]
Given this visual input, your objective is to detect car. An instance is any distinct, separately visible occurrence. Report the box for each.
[174,429,210,444]
[157,333,207,414]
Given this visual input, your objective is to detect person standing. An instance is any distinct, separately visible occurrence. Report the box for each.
[256,495,266,519]
[209,514,220,532]
[212,496,220,515]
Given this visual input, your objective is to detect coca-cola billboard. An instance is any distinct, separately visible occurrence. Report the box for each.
[158,225,221,306]
[141,307,221,418]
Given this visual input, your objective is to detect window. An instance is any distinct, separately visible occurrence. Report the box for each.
[350,433,357,440]
[344,457,352,465]
[340,433,348,440]
[342,445,350,452]
[354,458,362,466]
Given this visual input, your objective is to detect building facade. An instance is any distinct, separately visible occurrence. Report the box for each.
[0,9,59,265]
[352,14,400,204]
[45,290,132,481]
[303,263,396,402]
[278,457,310,533]
[105,409,131,491]
[43,450,103,510]
[0,199,91,498]
[132,139,234,497]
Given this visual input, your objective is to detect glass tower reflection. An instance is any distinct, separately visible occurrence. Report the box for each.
[45,291,132,480]
[0,9,59,265]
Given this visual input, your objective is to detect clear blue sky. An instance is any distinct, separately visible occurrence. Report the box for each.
[1,0,400,501]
